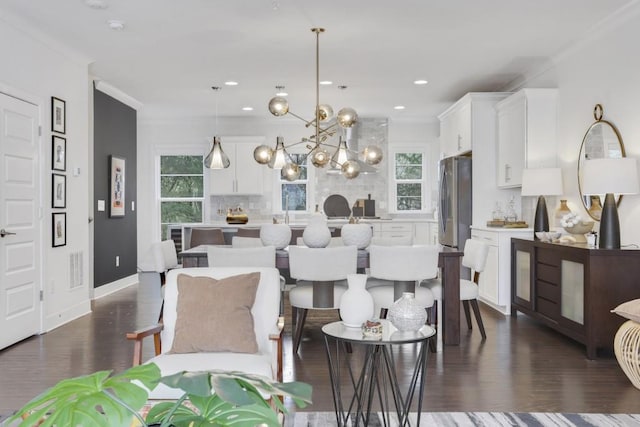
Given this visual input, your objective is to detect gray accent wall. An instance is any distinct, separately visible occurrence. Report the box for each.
[93,87,137,287]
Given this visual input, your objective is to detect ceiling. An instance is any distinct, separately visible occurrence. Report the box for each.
[0,0,632,121]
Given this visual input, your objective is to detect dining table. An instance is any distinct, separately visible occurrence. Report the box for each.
[179,245,464,346]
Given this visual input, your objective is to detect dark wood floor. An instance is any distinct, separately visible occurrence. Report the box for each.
[1,279,638,416]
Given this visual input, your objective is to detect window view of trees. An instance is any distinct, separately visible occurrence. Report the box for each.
[395,152,423,211]
[160,155,204,238]
[281,154,308,211]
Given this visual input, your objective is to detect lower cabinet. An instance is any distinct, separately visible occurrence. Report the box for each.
[372,221,438,244]
[470,228,530,314]
[511,238,640,359]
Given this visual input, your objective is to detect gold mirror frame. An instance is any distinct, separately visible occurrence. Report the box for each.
[577,104,626,220]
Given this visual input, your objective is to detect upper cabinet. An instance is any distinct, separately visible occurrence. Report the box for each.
[210,138,264,195]
[439,99,471,156]
[496,89,558,188]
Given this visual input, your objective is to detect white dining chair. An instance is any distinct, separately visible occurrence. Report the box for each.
[422,238,489,339]
[232,236,263,248]
[288,245,357,353]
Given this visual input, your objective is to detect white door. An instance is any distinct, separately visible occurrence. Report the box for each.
[0,92,41,350]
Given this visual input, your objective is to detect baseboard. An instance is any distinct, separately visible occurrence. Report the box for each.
[44,299,91,332]
[478,296,510,316]
[93,273,138,299]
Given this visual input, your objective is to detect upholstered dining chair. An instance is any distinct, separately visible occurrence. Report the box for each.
[231,236,264,248]
[288,245,357,353]
[139,239,182,322]
[126,267,283,399]
[189,227,225,248]
[234,227,261,238]
[422,238,489,339]
[370,235,413,246]
[366,245,439,322]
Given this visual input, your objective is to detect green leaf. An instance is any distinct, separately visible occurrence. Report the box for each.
[7,364,162,427]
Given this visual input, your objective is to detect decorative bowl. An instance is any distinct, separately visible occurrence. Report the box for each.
[535,231,561,242]
[563,221,594,242]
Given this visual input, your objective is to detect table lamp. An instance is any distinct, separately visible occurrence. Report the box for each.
[521,168,563,239]
[582,158,639,249]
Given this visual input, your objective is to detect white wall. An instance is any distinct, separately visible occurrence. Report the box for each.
[515,5,640,246]
[0,17,91,330]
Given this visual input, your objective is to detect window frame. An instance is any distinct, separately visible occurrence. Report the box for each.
[272,149,316,215]
[388,144,430,214]
[155,145,208,240]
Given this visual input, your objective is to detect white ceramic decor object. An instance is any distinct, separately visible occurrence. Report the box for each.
[341,223,372,249]
[339,274,374,327]
[260,224,291,249]
[388,292,427,332]
[302,212,331,248]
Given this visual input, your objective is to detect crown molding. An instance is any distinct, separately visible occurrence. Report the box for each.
[94,80,143,110]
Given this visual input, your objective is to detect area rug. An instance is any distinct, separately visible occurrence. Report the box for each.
[285,411,640,426]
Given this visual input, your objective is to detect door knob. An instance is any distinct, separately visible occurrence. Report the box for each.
[0,228,17,238]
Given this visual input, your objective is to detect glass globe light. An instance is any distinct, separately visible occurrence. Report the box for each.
[362,145,383,165]
[253,144,273,165]
[342,160,361,179]
[204,136,231,169]
[317,104,334,122]
[311,146,331,167]
[268,97,289,116]
[336,107,358,128]
[281,162,301,181]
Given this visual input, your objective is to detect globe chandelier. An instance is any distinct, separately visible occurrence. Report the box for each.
[253,28,383,180]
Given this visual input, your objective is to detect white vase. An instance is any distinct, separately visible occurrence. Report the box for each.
[339,274,374,327]
[302,212,331,248]
[341,223,372,249]
[388,292,427,332]
[260,224,291,249]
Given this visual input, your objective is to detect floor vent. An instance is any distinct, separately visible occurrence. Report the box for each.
[69,251,83,289]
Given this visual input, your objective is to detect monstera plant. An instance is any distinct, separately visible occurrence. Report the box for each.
[7,363,312,427]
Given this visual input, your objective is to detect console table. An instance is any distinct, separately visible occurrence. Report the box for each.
[511,238,640,359]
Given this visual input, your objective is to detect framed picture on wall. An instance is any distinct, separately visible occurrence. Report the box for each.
[109,155,126,217]
[52,173,66,208]
[51,97,66,134]
[52,135,66,171]
[52,212,66,247]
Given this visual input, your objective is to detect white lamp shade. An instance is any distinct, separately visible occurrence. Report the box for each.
[582,158,639,195]
[521,168,563,196]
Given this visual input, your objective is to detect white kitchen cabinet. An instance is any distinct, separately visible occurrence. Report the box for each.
[428,222,438,245]
[413,222,430,244]
[470,227,531,315]
[496,89,558,188]
[210,140,263,195]
[377,222,413,239]
[438,93,509,158]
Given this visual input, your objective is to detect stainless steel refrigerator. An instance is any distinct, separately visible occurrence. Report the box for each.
[438,155,472,251]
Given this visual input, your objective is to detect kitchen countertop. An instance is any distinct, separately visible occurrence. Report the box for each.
[471,225,534,232]
[184,217,437,228]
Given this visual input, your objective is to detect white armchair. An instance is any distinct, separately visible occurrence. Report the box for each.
[126,267,283,399]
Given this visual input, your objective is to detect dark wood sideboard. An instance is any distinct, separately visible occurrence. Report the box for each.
[511,238,640,359]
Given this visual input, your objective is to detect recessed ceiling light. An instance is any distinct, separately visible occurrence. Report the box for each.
[414,80,428,85]
[276,91,288,96]
[394,105,406,110]
[242,107,254,111]
[319,81,332,85]
[107,19,125,30]
[85,0,108,9]
[224,81,238,86]
[275,85,288,96]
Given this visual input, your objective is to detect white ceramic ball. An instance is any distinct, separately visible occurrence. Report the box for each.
[260,224,291,249]
[341,224,372,249]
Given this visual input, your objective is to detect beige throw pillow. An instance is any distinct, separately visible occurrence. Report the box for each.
[170,272,260,354]
[611,299,640,324]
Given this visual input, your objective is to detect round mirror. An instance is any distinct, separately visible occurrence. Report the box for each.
[577,104,626,220]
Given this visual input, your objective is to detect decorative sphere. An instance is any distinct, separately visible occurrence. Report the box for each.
[302,219,331,248]
[362,145,383,165]
[311,147,331,167]
[281,163,301,181]
[260,224,291,250]
[341,224,372,249]
[337,107,358,128]
[342,160,360,179]
[253,145,273,164]
[268,97,289,116]
[317,104,334,122]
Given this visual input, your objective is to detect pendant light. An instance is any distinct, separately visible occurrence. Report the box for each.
[204,86,230,169]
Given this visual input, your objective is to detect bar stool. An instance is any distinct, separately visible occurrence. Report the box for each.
[190,228,225,248]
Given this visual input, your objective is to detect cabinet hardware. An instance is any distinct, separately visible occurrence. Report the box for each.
[505,164,511,182]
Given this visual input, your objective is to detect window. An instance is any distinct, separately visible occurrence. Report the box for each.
[274,153,312,213]
[159,155,204,238]
[390,146,428,213]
